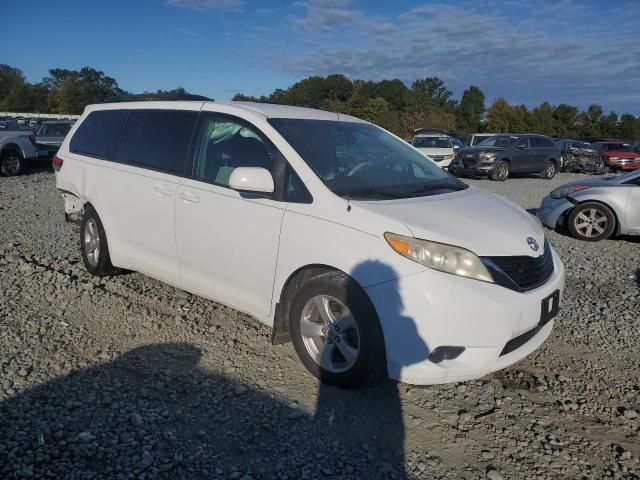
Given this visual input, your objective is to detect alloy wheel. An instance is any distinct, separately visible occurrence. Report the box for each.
[300,295,360,373]
[84,218,101,267]
[574,208,608,238]
[4,155,20,175]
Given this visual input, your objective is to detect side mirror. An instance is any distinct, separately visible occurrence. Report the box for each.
[229,167,274,194]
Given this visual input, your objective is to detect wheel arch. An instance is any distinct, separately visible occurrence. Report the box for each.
[1,143,25,158]
[571,198,621,235]
[271,264,367,345]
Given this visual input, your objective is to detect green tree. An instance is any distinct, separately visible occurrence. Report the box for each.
[530,102,556,135]
[0,64,26,107]
[411,77,454,109]
[456,85,485,133]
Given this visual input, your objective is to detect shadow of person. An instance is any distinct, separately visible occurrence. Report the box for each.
[313,261,429,480]
[0,340,428,479]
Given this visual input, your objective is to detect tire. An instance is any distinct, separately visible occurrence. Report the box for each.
[80,206,119,276]
[289,271,385,388]
[490,160,510,181]
[541,160,557,179]
[568,202,616,242]
[1,150,23,176]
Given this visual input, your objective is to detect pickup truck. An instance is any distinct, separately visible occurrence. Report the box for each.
[0,119,39,176]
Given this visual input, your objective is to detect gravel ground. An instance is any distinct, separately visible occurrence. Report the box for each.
[0,165,638,480]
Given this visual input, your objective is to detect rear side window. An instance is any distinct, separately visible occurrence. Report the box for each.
[117,110,198,174]
[70,110,128,160]
[531,137,554,148]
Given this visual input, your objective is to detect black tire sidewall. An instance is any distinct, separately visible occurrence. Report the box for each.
[1,151,23,176]
[80,207,115,276]
[289,272,385,388]
[568,202,615,242]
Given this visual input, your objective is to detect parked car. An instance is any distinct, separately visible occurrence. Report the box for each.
[55,99,565,387]
[0,120,39,176]
[36,120,75,158]
[411,133,458,168]
[593,141,640,171]
[451,134,561,181]
[555,139,605,174]
[466,133,501,146]
[537,170,640,241]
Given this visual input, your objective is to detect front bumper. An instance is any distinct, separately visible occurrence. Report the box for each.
[607,158,640,170]
[365,247,565,385]
[451,162,496,177]
[536,195,573,229]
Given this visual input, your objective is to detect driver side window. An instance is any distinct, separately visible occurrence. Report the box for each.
[192,114,276,188]
[515,138,529,149]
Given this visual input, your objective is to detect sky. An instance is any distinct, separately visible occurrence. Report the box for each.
[2,0,640,114]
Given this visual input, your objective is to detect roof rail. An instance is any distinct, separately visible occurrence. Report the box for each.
[102,93,213,103]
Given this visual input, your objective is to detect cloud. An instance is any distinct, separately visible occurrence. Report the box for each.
[275,1,640,112]
[166,0,242,10]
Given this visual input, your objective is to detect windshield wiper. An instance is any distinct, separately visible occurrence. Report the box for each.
[407,183,468,195]
[344,187,406,199]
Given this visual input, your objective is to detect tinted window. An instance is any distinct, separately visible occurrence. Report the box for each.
[286,166,313,203]
[192,114,278,188]
[117,110,198,174]
[38,122,73,137]
[70,110,128,160]
[530,137,553,148]
[515,137,529,149]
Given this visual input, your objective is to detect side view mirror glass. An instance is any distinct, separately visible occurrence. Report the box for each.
[229,167,275,194]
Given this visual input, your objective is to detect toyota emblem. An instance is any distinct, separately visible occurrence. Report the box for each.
[527,237,540,252]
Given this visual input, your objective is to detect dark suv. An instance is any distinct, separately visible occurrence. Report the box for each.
[452,134,560,181]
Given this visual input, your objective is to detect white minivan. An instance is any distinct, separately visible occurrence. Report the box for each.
[55,99,565,388]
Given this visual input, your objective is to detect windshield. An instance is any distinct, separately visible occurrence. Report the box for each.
[573,142,593,149]
[269,119,467,200]
[603,143,632,152]
[413,136,452,149]
[38,123,72,137]
[477,135,515,148]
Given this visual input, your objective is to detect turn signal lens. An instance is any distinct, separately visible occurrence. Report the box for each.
[384,232,494,283]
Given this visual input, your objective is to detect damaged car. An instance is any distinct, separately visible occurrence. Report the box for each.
[556,139,605,174]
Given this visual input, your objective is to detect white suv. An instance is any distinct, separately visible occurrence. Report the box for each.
[55,99,565,387]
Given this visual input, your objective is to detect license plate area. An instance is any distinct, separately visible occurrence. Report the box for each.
[540,289,560,325]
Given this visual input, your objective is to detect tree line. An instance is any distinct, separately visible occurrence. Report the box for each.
[2,64,639,142]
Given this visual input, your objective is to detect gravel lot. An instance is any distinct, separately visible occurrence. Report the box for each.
[0,165,638,480]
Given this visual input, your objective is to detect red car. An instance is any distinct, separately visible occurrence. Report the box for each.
[593,141,640,171]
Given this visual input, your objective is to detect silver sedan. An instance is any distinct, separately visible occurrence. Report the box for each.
[537,170,640,241]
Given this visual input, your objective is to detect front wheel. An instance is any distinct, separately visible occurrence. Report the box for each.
[491,160,510,181]
[568,202,615,242]
[1,151,23,176]
[289,271,385,388]
[541,160,557,179]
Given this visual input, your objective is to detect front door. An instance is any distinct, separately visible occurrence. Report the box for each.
[511,137,530,173]
[625,178,640,234]
[175,112,286,319]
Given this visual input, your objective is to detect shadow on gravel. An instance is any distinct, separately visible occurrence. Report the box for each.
[14,158,54,176]
[635,269,640,288]
[0,342,413,479]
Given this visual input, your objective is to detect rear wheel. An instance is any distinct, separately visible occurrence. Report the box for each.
[80,206,119,276]
[568,202,615,242]
[491,160,510,181]
[289,271,385,388]
[1,150,23,176]
[541,160,557,179]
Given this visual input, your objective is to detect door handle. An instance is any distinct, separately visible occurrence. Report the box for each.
[153,184,173,197]
[179,191,200,204]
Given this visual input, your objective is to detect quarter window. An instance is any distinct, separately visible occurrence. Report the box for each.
[70,110,128,160]
[117,110,198,174]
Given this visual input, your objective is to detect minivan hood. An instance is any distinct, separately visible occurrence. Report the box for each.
[415,147,453,155]
[354,187,545,257]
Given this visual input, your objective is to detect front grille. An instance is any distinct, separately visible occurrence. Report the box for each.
[483,240,554,292]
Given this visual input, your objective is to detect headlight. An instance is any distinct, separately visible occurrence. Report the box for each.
[384,233,493,283]
[443,154,455,160]
[479,152,497,159]
[609,156,619,161]
[550,184,591,199]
